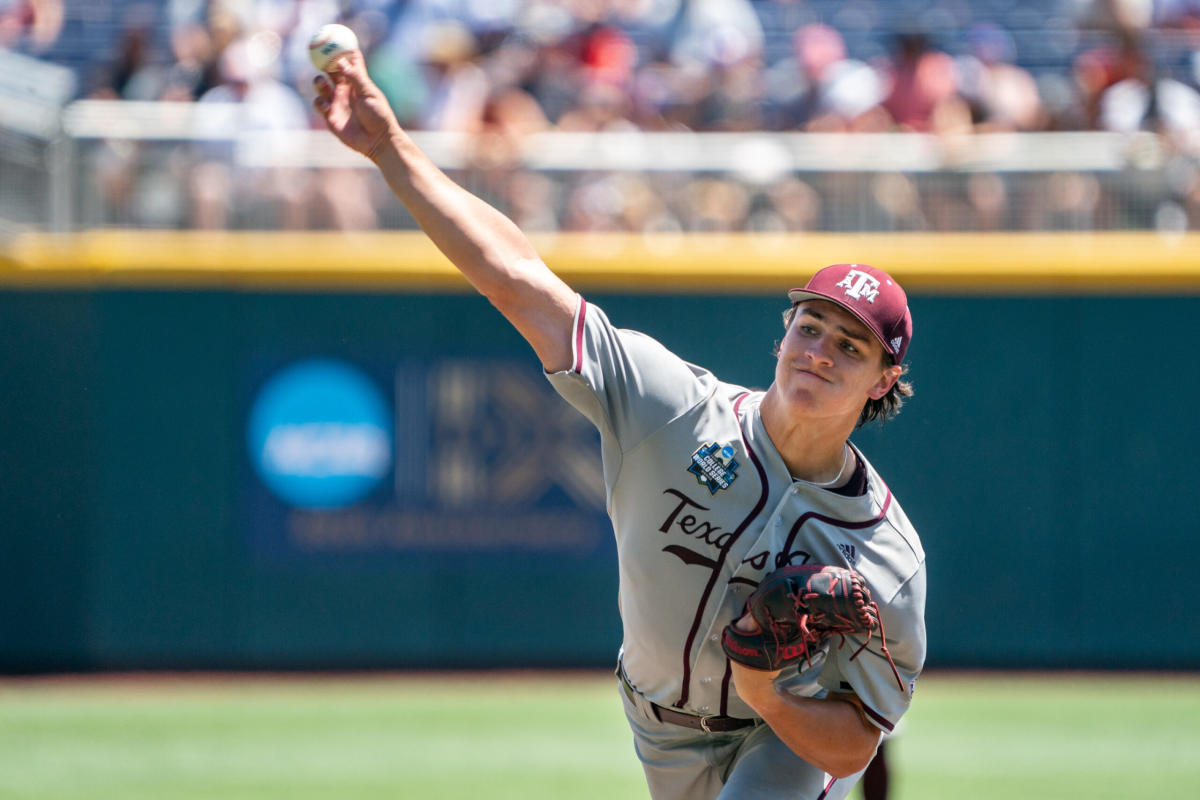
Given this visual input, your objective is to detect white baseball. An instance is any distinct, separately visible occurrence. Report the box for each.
[309,23,358,72]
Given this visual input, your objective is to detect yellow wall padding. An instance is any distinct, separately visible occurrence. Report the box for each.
[2,230,1198,293]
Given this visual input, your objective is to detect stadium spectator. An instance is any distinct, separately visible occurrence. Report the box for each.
[89,5,160,100]
[556,24,640,131]
[769,23,890,132]
[666,0,767,131]
[415,20,491,132]
[747,177,822,232]
[965,172,1014,231]
[870,171,928,230]
[669,0,764,71]
[0,0,62,54]
[956,23,1047,132]
[680,176,752,230]
[1095,45,1200,138]
[880,30,964,133]
[1072,27,1154,127]
[188,34,312,229]
[693,45,769,131]
[160,19,223,101]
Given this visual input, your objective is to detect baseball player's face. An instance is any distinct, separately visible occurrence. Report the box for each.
[774,300,900,417]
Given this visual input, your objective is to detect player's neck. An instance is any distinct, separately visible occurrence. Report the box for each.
[759,388,857,484]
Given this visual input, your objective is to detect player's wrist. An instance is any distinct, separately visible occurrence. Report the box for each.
[365,128,401,163]
[730,660,783,705]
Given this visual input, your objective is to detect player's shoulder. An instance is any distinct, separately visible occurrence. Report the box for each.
[587,303,715,375]
[855,453,926,600]
[716,384,765,415]
[877,489,924,567]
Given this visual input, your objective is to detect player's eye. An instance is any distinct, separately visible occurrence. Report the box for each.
[840,339,860,354]
[799,324,818,336]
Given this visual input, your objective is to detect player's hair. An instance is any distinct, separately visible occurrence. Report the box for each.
[779,303,913,427]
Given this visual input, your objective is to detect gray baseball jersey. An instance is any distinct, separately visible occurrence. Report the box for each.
[547,298,926,795]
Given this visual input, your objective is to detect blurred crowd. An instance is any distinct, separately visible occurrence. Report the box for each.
[5,0,1200,232]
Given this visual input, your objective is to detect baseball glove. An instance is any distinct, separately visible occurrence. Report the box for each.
[721,564,904,690]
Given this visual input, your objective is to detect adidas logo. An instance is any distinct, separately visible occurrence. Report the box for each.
[838,543,857,564]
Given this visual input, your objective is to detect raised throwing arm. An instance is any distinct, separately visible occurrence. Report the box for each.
[313,50,578,372]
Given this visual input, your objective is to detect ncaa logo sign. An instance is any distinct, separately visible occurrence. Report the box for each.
[248,358,392,509]
[835,268,880,303]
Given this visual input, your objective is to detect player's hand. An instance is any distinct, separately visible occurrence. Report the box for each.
[313,49,398,160]
[730,611,783,682]
[729,612,782,711]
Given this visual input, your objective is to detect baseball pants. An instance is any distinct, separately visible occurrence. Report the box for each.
[618,675,869,800]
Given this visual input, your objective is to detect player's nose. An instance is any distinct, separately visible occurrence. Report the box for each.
[804,335,836,365]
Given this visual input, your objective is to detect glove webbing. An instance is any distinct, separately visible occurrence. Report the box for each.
[791,579,905,693]
[762,608,823,671]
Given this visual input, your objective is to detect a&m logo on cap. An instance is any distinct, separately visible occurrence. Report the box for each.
[835,267,880,303]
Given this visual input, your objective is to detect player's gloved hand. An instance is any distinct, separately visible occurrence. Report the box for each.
[722,565,904,690]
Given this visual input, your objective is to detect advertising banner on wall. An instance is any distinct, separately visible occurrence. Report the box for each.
[243,355,612,563]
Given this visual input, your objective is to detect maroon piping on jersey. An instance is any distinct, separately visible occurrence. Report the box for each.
[862,703,895,732]
[817,776,838,799]
[572,297,588,374]
[674,391,770,710]
[777,493,892,571]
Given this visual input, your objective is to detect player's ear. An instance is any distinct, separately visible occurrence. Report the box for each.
[867,365,902,400]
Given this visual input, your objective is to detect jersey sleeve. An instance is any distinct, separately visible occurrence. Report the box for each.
[819,563,927,734]
[544,297,716,487]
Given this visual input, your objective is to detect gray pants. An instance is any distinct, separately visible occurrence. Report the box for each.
[618,677,867,800]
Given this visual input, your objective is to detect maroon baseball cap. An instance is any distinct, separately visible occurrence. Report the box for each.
[787,264,913,363]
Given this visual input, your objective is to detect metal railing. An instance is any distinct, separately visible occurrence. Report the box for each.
[3,92,1198,236]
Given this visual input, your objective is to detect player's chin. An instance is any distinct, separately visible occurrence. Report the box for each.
[782,374,828,401]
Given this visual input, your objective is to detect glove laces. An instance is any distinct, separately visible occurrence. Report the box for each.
[794,580,906,693]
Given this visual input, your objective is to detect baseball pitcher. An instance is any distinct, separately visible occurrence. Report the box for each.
[314,48,926,800]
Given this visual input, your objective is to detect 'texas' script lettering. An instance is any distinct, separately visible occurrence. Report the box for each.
[658,488,735,549]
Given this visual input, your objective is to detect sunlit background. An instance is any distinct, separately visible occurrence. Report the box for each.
[2,0,1198,233]
[2,2,1199,799]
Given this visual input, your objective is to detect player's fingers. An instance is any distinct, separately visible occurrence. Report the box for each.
[313,74,333,99]
[331,50,369,90]
[313,93,330,119]
[314,83,333,120]
[312,77,350,125]
[312,78,332,119]
[733,610,760,634]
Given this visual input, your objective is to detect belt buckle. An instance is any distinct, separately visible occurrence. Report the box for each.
[699,715,717,734]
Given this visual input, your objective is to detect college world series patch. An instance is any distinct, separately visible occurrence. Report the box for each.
[688,442,740,494]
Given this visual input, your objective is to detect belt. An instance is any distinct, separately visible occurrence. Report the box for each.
[618,665,759,734]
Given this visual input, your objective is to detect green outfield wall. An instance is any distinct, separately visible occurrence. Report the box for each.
[2,232,1198,672]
